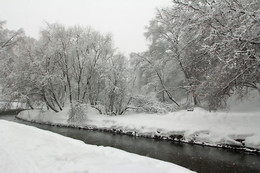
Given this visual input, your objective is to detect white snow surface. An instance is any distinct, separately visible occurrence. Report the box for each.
[0,120,194,173]
[17,107,260,150]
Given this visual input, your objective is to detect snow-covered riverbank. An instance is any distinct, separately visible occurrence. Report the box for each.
[0,120,194,173]
[17,107,260,153]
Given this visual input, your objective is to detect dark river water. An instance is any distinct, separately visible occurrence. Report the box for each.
[1,114,259,173]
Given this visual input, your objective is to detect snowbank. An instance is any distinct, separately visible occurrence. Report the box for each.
[0,120,194,173]
[17,107,260,152]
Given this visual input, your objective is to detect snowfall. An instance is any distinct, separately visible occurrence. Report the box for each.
[17,102,260,151]
[0,120,194,173]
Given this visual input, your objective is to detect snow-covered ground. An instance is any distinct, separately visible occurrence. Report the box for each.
[17,107,260,151]
[0,120,194,173]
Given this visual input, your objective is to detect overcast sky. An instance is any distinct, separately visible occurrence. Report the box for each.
[0,0,172,55]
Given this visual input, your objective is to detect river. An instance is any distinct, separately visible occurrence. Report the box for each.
[0,114,259,173]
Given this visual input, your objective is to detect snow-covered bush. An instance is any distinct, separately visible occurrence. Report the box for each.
[130,94,177,114]
[0,102,12,111]
[67,103,87,123]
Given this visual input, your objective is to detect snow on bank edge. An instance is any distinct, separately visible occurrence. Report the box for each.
[17,107,260,152]
[0,120,194,173]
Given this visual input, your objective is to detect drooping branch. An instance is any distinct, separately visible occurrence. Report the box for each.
[137,54,180,107]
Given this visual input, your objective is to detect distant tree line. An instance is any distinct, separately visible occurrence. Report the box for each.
[0,0,259,113]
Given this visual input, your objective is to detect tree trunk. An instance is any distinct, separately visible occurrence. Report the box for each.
[26,99,34,109]
[50,90,63,111]
[42,90,59,113]
[66,74,72,104]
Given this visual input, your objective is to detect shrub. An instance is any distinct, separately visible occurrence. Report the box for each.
[130,94,177,114]
[67,103,87,123]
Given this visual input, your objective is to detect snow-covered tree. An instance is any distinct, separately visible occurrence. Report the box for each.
[173,0,260,109]
[134,0,259,110]
[138,4,209,108]
[1,22,134,114]
[130,52,180,107]
[101,53,133,115]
